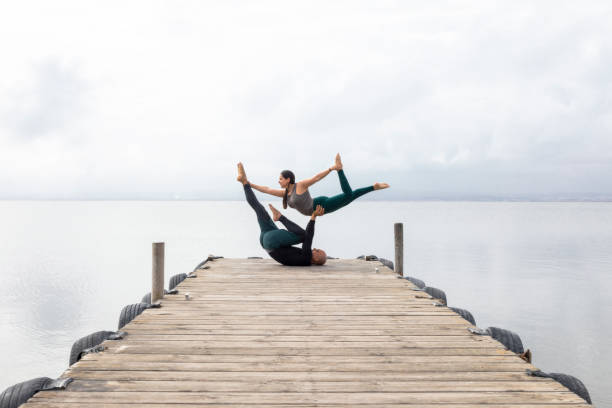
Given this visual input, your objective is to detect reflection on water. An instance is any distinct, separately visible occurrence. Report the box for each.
[0,201,611,406]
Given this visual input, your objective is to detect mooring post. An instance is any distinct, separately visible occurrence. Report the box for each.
[394,223,403,276]
[152,242,165,304]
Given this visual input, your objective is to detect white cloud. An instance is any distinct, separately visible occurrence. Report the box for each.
[0,1,611,199]
[3,59,88,140]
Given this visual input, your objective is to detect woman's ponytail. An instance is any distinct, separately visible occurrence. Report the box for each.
[283,188,289,209]
[281,170,295,209]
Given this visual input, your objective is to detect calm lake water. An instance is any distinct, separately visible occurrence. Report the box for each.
[1,200,611,406]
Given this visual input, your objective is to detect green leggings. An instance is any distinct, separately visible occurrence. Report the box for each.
[312,170,374,214]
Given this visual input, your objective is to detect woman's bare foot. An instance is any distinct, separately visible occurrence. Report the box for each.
[237,162,247,184]
[373,182,389,190]
[269,204,282,221]
[333,153,343,171]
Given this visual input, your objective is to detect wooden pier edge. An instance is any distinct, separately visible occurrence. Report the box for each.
[21,258,591,407]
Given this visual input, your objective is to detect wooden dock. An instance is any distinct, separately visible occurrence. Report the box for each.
[22,258,590,407]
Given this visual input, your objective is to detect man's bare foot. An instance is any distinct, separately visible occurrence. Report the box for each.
[269,204,282,221]
[237,162,247,184]
[333,153,343,171]
[373,182,389,190]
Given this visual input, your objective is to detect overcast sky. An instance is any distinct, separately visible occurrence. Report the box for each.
[1,1,611,200]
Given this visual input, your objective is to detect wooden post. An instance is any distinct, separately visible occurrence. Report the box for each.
[394,223,403,276]
[152,242,165,304]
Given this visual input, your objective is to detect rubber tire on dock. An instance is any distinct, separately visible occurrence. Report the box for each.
[141,289,168,304]
[378,258,394,270]
[118,303,150,330]
[424,286,447,305]
[69,331,117,366]
[356,255,378,261]
[449,307,476,325]
[528,370,592,404]
[405,276,426,289]
[169,273,188,290]
[0,377,52,408]
[486,326,524,354]
[548,373,592,404]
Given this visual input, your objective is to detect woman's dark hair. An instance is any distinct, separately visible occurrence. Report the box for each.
[281,170,295,209]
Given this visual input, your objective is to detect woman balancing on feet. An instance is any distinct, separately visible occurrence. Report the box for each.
[247,153,389,216]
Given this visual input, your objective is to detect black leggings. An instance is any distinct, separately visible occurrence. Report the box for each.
[244,184,302,250]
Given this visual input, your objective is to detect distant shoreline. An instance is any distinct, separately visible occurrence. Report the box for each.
[1,198,612,203]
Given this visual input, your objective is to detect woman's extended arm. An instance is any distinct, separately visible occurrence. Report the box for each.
[297,167,334,192]
[249,182,285,197]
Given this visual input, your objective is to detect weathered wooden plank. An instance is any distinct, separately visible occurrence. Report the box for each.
[131,318,470,326]
[141,311,457,316]
[152,303,446,310]
[122,325,474,331]
[169,295,440,300]
[59,370,556,382]
[69,360,535,372]
[105,345,514,356]
[159,294,427,298]
[124,322,472,328]
[108,334,485,342]
[107,340,501,348]
[21,403,593,408]
[65,379,568,393]
[121,329,475,335]
[79,354,523,363]
[144,308,454,314]
[30,391,586,404]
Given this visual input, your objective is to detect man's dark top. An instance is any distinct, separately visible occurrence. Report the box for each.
[268,217,315,266]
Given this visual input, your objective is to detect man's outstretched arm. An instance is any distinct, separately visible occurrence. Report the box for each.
[301,205,324,258]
